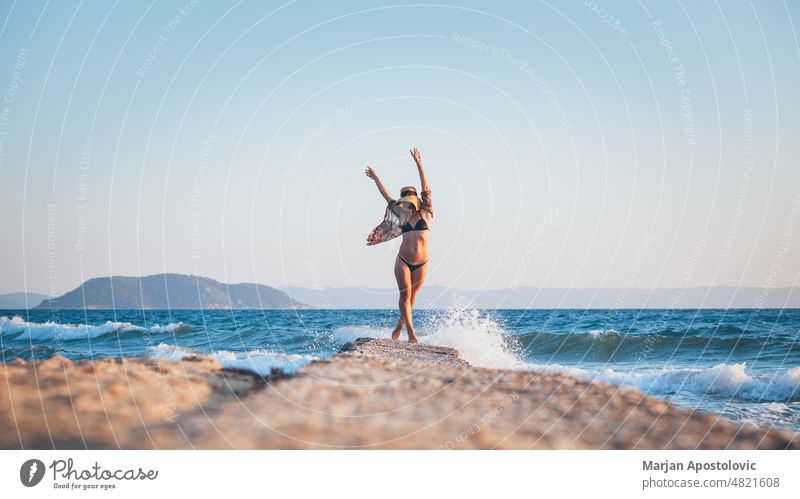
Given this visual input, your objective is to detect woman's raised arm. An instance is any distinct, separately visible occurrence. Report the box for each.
[410,147,429,192]
[410,147,433,216]
[365,166,395,204]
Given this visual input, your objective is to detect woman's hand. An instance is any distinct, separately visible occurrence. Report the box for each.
[410,147,422,166]
[365,166,379,181]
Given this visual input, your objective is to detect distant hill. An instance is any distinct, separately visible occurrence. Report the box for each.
[280,285,800,309]
[0,292,47,309]
[35,274,310,310]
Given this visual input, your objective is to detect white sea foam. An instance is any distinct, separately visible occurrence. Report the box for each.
[147,343,195,361]
[588,328,620,338]
[148,342,317,375]
[0,315,191,340]
[763,402,789,412]
[523,361,800,403]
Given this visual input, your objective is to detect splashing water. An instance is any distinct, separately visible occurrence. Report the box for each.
[330,308,525,369]
[421,308,526,369]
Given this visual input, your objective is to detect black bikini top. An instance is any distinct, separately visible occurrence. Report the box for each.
[401,217,429,233]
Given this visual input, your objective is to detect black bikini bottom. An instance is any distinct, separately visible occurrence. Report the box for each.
[398,255,428,273]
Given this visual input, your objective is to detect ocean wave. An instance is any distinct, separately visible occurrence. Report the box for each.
[0,315,193,341]
[712,324,749,335]
[516,330,794,361]
[147,342,317,375]
[525,361,800,403]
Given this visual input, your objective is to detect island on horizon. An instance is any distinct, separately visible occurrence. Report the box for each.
[28,273,311,310]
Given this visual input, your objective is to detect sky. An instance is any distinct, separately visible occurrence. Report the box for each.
[1,0,799,296]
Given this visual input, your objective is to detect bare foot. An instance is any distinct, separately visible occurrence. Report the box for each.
[391,319,404,340]
[407,329,419,344]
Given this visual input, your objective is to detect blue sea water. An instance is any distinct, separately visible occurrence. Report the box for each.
[2,308,799,433]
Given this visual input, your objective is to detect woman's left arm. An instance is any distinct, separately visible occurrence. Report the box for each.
[410,147,429,192]
[410,147,432,215]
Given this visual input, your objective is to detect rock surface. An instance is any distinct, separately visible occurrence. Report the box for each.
[1,338,797,449]
[339,337,467,365]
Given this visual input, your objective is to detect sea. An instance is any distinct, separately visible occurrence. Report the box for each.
[2,308,799,433]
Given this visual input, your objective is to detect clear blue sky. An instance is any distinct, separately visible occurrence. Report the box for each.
[1,0,799,296]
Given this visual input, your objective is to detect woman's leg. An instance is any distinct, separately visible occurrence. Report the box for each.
[405,261,428,343]
[393,256,413,341]
[409,262,428,308]
[391,317,405,340]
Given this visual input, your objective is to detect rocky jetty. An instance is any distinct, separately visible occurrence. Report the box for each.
[1,338,797,449]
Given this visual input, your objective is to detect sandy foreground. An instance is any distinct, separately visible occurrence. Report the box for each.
[1,338,797,449]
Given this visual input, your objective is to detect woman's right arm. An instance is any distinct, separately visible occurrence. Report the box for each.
[365,166,395,204]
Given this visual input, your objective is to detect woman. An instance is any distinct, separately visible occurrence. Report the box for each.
[365,147,433,343]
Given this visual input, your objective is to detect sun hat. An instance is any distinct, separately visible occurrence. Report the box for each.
[389,186,419,225]
[397,186,420,211]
